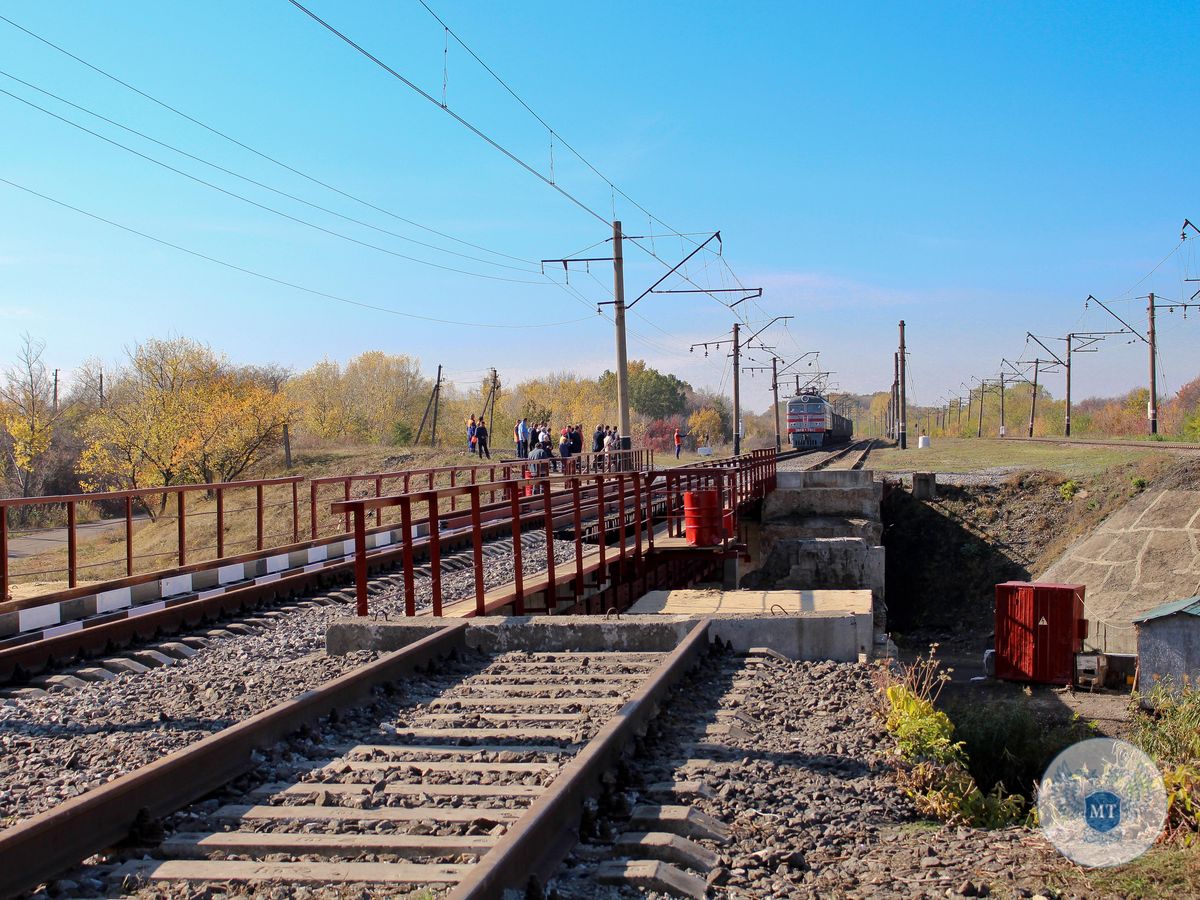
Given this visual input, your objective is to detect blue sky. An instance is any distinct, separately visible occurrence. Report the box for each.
[1,1,1197,413]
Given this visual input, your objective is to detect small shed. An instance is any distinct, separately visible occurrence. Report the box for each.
[994,581,1087,685]
[1134,596,1200,696]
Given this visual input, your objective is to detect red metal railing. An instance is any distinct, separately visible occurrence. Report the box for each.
[0,450,656,608]
[0,477,302,606]
[332,451,775,620]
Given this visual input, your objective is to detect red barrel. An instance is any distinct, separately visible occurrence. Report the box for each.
[683,489,723,546]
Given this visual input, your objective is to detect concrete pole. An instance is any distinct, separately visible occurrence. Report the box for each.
[1065,337,1073,437]
[1148,292,1158,435]
[771,356,781,451]
[898,320,907,449]
[892,351,900,443]
[999,371,1006,437]
[732,322,741,455]
[977,380,984,438]
[612,220,632,451]
[1028,359,1039,438]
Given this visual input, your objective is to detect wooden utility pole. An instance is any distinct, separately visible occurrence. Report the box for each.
[52,368,59,414]
[1065,337,1073,437]
[898,321,907,449]
[732,322,741,455]
[98,370,104,406]
[612,220,631,452]
[1148,292,1158,435]
[430,365,443,447]
[771,356,781,452]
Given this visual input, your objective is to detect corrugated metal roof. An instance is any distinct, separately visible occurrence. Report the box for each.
[1134,596,1200,624]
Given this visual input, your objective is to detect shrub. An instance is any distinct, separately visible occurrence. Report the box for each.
[1131,475,1149,492]
[1131,678,1200,841]
[1059,479,1081,500]
[948,700,1094,799]
[877,647,1026,827]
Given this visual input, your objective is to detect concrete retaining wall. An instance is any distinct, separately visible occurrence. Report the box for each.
[327,613,863,662]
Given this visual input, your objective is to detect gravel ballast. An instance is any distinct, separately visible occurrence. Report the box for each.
[0,536,578,829]
[552,652,1066,899]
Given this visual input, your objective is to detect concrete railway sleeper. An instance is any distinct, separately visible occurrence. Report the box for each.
[0,619,715,899]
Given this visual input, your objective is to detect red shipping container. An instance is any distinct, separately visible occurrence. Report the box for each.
[994,582,1087,685]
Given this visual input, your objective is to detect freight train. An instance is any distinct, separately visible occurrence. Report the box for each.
[785,393,853,448]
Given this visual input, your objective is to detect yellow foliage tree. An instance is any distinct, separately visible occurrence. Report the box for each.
[0,334,62,498]
[78,338,290,505]
[687,407,724,447]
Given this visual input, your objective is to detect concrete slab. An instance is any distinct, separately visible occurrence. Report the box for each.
[327,613,864,662]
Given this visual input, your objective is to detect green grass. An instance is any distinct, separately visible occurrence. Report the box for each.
[867,438,1173,478]
[1065,845,1200,898]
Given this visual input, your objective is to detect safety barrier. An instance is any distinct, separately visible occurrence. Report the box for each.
[333,450,775,619]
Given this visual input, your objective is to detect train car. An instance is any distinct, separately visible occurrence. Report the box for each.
[785,393,853,449]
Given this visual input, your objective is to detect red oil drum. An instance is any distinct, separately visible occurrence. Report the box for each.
[683,489,723,547]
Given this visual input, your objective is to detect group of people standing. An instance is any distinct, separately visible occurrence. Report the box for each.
[466,415,490,459]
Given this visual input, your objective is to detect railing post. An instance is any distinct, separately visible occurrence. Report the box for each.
[177,491,187,567]
[509,480,525,615]
[0,504,7,602]
[594,475,607,602]
[124,496,134,576]
[542,479,556,614]
[400,497,416,617]
[571,477,583,601]
[469,485,486,615]
[67,501,77,589]
[632,473,643,565]
[216,488,225,558]
[617,474,627,569]
[374,476,383,526]
[450,469,457,511]
[352,505,368,617]
[292,480,300,542]
[342,479,351,534]
[427,492,442,616]
[310,481,319,539]
[256,483,264,552]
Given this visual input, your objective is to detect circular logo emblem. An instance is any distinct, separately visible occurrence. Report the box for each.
[1038,738,1167,867]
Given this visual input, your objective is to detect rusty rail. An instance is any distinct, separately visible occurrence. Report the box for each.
[0,623,469,899]
[449,618,713,899]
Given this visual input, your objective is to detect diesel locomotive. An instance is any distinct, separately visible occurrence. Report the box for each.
[784,393,853,449]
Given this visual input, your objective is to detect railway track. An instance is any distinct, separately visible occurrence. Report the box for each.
[1000,435,1200,452]
[779,439,874,472]
[0,620,714,898]
[0,475,655,686]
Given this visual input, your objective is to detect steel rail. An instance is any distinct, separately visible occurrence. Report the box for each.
[449,618,713,899]
[0,623,469,899]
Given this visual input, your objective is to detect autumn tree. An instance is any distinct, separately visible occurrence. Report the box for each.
[687,406,724,447]
[0,334,66,498]
[77,338,290,506]
[287,352,430,445]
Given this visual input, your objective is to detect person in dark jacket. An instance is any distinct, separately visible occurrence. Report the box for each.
[592,425,605,453]
[474,419,490,459]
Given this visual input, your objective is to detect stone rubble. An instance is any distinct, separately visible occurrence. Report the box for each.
[552,654,1068,899]
[0,537,578,832]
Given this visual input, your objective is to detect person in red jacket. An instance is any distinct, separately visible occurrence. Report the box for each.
[674,427,683,459]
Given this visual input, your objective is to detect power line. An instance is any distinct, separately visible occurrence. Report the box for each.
[286,0,746,312]
[0,12,534,267]
[0,69,540,274]
[0,175,595,330]
[0,86,555,285]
